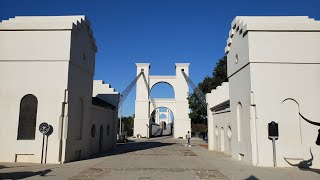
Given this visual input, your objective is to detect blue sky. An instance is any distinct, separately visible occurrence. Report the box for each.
[1,0,319,116]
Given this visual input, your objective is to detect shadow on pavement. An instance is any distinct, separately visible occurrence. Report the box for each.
[245,175,259,180]
[0,165,8,170]
[88,139,175,160]
[0,169,52,179]
[284,148,320,174]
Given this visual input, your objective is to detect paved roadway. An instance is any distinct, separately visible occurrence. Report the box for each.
[0,137,320,180]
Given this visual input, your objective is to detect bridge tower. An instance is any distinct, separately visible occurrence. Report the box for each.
[133,63,191,139]
[133,63,150,138]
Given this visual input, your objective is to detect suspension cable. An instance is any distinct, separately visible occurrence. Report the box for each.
[181,71,207,108]
[118,72,144,107]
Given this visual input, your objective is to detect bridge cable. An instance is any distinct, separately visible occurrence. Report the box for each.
[118,72,144,108]
[181,71,207,108]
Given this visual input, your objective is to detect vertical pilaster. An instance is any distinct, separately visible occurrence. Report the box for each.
[174,63,191,138]
[134,63,150,137]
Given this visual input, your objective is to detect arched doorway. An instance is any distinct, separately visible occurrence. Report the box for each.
[99,125,103,153]
[150,107,174,137]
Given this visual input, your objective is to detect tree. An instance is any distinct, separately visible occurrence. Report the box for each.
[188,56,228,124]
[119,116,134,136]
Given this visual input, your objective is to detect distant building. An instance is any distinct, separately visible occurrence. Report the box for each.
[0,16,119,163]
[207,16,320,168]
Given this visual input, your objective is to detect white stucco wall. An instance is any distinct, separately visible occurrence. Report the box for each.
[0,21,73,163]
[0,16,120,164]
[90,105,116,155]
[92,80,119,150]
[206,82,229,151]
[212,109,231,154]
[225,16,320,168]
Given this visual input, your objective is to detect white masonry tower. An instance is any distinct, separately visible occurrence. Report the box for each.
[134,63,191,138]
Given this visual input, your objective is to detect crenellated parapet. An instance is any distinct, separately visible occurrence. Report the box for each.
[93,80,119,107]
[206,82,229,109]
[0,15,97,52]
[225,16,320,54]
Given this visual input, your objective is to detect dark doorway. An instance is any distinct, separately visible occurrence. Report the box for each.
[99,125,103,152]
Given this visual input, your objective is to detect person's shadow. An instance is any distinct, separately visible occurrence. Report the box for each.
[284,148,320,174]
[0,169,52,179]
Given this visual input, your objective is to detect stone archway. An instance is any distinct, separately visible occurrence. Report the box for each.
[133,63,191,139]
[150,106,175,137]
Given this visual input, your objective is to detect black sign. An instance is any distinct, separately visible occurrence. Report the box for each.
[39,122,50,135]
[268,121,279,139]
[316,129,320,145]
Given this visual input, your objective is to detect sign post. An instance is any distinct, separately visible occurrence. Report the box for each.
[39,122,50,164]
[268,121,279,167]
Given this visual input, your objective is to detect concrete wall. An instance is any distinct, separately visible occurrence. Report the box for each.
[90,105,116,155]
[63,20,96,162]
[250,63,320,168]
[206,83,229,151]
[0,16,117,164]
[224,16,320,168]
[0,27,71,163]
[92,80,119,150]
[212,109,231,154]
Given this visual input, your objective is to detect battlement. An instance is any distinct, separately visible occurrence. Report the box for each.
[225,16,320,54]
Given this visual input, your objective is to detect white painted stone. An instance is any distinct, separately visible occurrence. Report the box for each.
[134,63,191,138]
[208,16,320,168]
[206,83,230,152]
[0,16,117,164]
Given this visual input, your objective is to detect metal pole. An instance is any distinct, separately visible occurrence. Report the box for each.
[119,106,122,135]
[41,134,45,164]
[44,135,48,164]
[272,137,277,167]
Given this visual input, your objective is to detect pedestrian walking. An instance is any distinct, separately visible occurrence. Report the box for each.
[186,131,191,147]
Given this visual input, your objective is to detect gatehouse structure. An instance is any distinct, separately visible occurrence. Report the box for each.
[206,16,320,168]
[0,16,119,163]
[134,63,191,138]
[155,108,172,124]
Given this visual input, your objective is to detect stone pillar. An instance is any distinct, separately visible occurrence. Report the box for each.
[155,109,160,124]
[134,63,150,137]
[167,109,171,124]
[174,63,191,138]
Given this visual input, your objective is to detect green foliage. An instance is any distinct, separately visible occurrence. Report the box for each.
[119,116,134,136]
[188,56,228,124]
[191,123,207,133]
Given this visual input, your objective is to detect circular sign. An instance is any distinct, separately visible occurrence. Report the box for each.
[39,122,50,135]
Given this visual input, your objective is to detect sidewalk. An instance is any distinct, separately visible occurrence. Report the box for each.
[0,137,319,179]
[191,139,320,180]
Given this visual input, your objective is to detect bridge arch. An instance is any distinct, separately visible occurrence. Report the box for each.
[134,63,191,139]
[149,80,175,99]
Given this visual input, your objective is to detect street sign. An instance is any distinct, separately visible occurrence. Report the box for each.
[268,121,279,139]
[39,122,50,135]
[268,121,279,167]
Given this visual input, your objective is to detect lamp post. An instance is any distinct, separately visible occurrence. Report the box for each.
[119,106,122,136]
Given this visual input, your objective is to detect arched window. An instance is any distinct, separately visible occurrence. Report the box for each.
[107,124,110,136]
[236,102,242,142]
[91,124,96,138]
[17,94,38,140]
